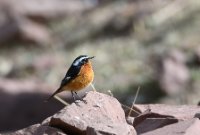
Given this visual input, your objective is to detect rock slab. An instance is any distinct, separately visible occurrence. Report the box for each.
[49,91,136,135]
[142,118,200,135]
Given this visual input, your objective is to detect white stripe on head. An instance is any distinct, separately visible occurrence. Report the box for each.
[73,56,89,66]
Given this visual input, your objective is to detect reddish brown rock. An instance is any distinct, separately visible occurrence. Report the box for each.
[11,0,97,19]
[194,112,200,119]
[133,104,200,120]
[5,96,200,135]
[8,124,65,135]
[132,110,178,134]
[17,18,51,45]
[0,0,97,44]
[86,124,135,135]
[156,50,190,96]
[49,91,136,135]
[141,118,200,135]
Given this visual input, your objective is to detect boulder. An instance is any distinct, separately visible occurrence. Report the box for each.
[49,91,136,135]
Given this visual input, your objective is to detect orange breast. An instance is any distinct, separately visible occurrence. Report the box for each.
[62,61,94,91]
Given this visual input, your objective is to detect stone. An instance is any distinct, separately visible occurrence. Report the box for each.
[141,118,200,135]
[133,111,178,134]
[7,124,65,135]
[133,104,200,120]
[49,91,136,135]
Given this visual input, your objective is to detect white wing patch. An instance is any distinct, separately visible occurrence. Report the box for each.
[66,77,71,80]
[73,56,88,66]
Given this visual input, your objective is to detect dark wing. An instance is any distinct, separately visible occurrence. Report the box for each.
[60,65,80,87]
[46,65,81,101]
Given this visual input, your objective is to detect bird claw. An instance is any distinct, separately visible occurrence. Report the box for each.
[74,99,87,105]
[82,99,87,104]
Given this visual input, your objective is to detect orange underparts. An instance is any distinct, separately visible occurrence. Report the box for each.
[62,61,94,91]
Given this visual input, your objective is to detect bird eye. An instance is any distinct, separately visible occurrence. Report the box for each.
[83,59,88,63]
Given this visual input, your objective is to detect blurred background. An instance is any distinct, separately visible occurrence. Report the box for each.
[0,0,200,133]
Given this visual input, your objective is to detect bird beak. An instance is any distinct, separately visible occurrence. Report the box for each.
[88,56,95,59]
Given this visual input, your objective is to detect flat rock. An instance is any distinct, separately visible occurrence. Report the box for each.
[135,117,178,134]
[133,104,200,120]
[7,124,65,135]
[86,124,135,135]
[49,91,136,135]
[132,110,178,134]
[141,118,200,135]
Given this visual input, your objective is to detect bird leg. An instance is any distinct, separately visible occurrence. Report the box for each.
[90,83,96,91]
[75,92,87,103]
[71,91,76,102]
[71,91,87,103]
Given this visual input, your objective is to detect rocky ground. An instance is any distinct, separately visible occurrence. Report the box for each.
[5,91,200,135]
[1,0,200,133]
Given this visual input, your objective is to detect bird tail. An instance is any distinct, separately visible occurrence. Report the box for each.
[45,87,62,102]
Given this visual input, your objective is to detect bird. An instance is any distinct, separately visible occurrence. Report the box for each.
[47,55,95,102]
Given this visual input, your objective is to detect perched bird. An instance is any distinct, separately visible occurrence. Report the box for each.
[47,55,95,102]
